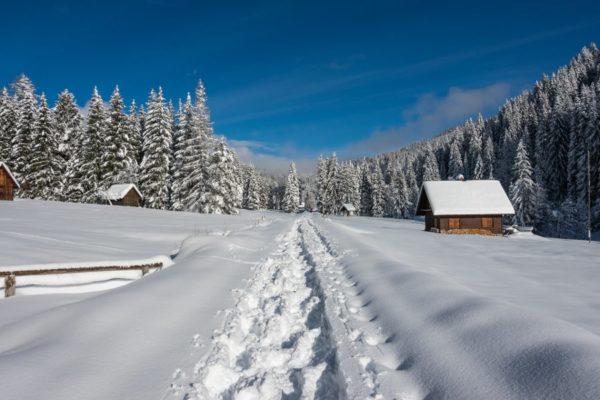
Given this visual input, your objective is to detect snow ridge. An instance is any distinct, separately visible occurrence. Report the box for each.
[175,219,343,399]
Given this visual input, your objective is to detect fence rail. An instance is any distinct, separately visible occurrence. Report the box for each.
[2,262,163,298]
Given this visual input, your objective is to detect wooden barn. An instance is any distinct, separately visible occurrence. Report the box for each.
[102,184,143,207]
[0,162,20,201]
[416,180,514,235]
[340,203,356,216]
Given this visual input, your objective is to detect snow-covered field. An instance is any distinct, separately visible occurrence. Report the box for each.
[1,200,600,399]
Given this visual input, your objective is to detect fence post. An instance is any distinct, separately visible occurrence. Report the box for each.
[5,274,16,297]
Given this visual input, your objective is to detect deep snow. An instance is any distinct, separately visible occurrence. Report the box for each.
[0,200,294,400]
[2,200,600,399]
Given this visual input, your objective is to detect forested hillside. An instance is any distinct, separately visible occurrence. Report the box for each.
[0,77,273,214]
[316,44,600,238]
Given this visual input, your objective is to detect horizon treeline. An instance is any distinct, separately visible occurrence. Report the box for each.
[0,76,277,214]
[313,43,600,239]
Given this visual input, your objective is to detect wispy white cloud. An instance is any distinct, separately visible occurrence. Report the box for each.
[228,139,316,175]
[339,83,512,158]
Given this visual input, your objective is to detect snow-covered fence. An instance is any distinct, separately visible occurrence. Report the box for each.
[1,261,163,298]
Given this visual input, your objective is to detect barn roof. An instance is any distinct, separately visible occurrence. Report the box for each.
[417,180,514,216]
[102,184,143,201]
[0,162,20,188]
[341,203,356,212]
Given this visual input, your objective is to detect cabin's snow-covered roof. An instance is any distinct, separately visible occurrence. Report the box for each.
[418,180,514,216]
[342,203,356,212]
[0,161,20,188]
[102,184,143,201]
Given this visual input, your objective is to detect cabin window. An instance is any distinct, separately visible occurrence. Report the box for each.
[448,218,460,229]
[482,217,493,228]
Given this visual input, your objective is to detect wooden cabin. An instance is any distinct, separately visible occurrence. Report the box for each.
[0,162,20,201]
[102,184,143,207]
[340,203,356,216]
[416,180,514,235]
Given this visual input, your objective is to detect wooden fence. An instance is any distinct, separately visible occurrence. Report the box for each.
[1,262,163,298]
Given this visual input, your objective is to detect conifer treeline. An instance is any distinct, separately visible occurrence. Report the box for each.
[0,76,269,214]
[315,44,600,238]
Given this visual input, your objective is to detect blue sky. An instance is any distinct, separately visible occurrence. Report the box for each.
[1,0,600,173]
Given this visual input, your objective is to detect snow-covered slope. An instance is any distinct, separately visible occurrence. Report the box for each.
[309,215,600,399]
[2,200,600,399]
[0,200,294,400]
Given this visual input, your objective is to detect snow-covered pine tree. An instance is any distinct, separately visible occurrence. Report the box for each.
[128,100,143,166]
[370,167,385,217]
[321,154,339,215]
[467,118,483,178]
[542,91,572,203]
[385,167,409,218]
[572,86,598,206]
[78,87,108,203]
[11,76,38,195]
[447,139,464,179]
[201,139,241,214]
[472,154,484,180]
[316,155,327,211]
[242,165,262,210]
[420,147,441,183]
[54,90,83,199]
[359,164,372,216]
[259,175,270,209]
[28,94,62,200]
[0,88,17,163]
[338,162,360,209]
[195,80,214,137]
[11,74,35,102]
[180,95,212,212]
[176,82,216,212]
[169,98,186,211]
[404,164,419,216]
[396,168,411,217]
[283,161,300,213]
[101,86,129,187]
[509,139,537,226]
[139,88,173,209]
[383,167,399,218]
[483,135,495,179]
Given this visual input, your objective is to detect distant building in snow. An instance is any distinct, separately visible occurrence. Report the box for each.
[101,184,143,207]
[340,203,356,217]
[416,180,514,235]
[0,162,19,201]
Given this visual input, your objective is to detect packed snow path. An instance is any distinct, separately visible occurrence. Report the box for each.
[173,218,343,399]
[171,217,424,400]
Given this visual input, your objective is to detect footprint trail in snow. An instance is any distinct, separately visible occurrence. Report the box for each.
[169,216,423,399]
[174,219,342,399]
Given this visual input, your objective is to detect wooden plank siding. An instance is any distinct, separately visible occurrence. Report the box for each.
[0,168,16,201]
[431,215,503,235]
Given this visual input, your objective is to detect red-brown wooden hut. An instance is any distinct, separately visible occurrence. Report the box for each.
[416,180,514,235]
[102,184,143,207]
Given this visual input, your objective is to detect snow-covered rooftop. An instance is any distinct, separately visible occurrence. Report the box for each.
[418,180,514,216]
[102,184,143,201]
[341,203,356,212]
[0,161,20,188]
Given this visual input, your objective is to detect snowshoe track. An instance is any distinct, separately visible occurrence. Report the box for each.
[170,216,425,399]
[176,219,343,400]
[303,218,425,400]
